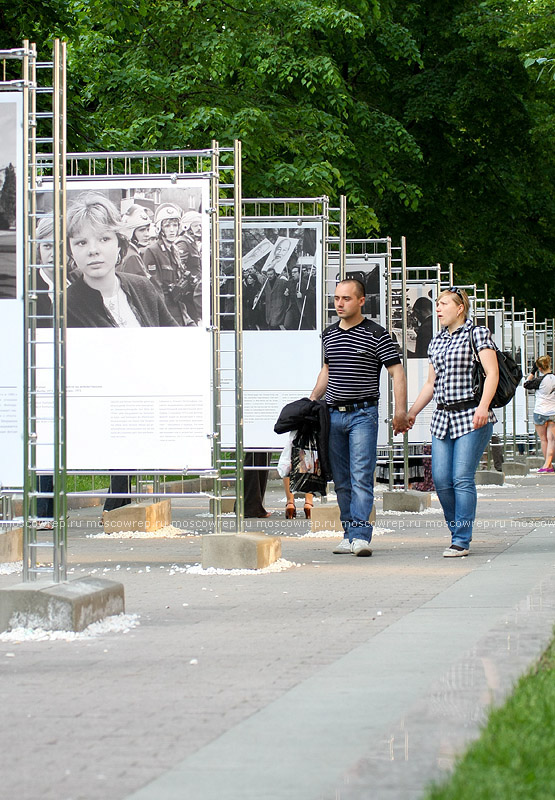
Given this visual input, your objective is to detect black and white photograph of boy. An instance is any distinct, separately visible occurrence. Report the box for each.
[38,183,205,327]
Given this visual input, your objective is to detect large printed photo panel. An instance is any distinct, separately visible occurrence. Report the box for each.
[0,93,23,487]
[219,219,324,449]
[327,254,386,327]
[221,222,319,332]
[36,178,213,471]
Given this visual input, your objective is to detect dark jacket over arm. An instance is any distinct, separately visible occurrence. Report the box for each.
[274,397,331,481]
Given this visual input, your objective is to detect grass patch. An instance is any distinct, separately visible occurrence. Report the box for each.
[423,634,555,800]
[65,474,205,492]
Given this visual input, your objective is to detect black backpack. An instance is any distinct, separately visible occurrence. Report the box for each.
[469,326,523,409]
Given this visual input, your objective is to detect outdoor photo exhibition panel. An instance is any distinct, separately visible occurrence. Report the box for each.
[327,253,387,328]
[392,279,438,444]
[36,177,212,471]
[220,218,324,449]
[502,319,527,437]
[0,93,24,487]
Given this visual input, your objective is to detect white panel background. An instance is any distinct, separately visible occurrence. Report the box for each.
[36,177,213,471]
[0,94,24,487]
[220,220,323,449]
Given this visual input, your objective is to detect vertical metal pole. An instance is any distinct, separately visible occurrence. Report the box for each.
[322,195,330,335]
[386,238,394,490]
[233,140,244,529]
[210,140,222,535]
[339,195,346,280]
[483,284,492,468]
[52,39,67,581]
[22,40,33,581]
[523,309,531,456]
[400,237,409,489]
[511,298,517,459]
[501,297,507,459]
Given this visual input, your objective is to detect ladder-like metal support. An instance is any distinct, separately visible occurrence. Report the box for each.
[0,41,68,581]
[24,40,68,581]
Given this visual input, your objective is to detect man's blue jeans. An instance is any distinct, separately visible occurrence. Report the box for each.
[431,423,493,549]
[329,405,378,543]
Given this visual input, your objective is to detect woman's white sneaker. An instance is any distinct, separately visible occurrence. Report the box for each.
[332,539,352,554]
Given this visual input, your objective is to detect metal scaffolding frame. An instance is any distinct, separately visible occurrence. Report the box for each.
[61,141,242,540]
[218,194,333,528]
[0,42,68,581]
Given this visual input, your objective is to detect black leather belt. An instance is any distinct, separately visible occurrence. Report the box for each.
[330,398,378,412]
[436,399,479,412]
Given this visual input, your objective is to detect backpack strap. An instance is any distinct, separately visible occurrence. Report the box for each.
[469,325,480,362]
[469,324,497,361]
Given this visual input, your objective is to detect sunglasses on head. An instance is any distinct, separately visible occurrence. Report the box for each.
[448,286,464,300]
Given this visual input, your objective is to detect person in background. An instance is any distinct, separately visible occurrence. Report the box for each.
[175,210,202,324]
[283,476,313,519]
[242,452,272,518]
[524,355,555,473]
[143,202,194,326]
[262,266,289,330]
[408,287,498,557]
[118,204,154,279]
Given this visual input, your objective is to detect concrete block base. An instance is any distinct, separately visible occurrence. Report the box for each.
[502,461,528,476]
[209,497,236,515]
[0,526,23,562]
[475,470,504,485]
[382,490,432,512]
[102,499,171,533]
[201,533,281,570]
[0,577,125,632]
[526,456,544,470]
[311,504,376,533]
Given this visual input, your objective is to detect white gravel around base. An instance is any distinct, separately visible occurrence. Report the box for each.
[87,524,200,539]
[0,561,23,575]
[168,558,301,576]
[0,613,140,643]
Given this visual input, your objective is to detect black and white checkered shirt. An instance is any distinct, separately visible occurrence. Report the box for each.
[322,318,401,405]
[428,319,497,439]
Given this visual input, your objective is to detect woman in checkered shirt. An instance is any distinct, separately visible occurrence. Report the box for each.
[408,288,499,558]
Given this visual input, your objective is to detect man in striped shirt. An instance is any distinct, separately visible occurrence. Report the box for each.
[310,279,409,556]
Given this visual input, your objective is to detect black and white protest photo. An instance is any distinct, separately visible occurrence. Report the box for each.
[221,224,319,331]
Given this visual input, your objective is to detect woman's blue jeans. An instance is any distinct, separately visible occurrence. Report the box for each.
[431,423,493,549]
[329,405,378,543]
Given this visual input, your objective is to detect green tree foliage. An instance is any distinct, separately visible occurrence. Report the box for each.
[63,0,424,232]
[374,0,555,317]
[1,0,555,316]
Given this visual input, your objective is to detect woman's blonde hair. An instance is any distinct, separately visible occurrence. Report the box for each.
[437,287,471,317]
[536,355,552,373]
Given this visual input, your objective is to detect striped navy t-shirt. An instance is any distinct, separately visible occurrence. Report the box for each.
[322,318,401,405]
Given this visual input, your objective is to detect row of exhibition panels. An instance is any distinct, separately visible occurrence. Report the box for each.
[0,95,552,494]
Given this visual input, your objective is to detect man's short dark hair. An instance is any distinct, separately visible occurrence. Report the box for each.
[337,278,366,298]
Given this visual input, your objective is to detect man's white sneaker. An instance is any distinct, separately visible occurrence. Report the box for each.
[351,538,373,557]
[443,545,469,557]
[332,538,352,554]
